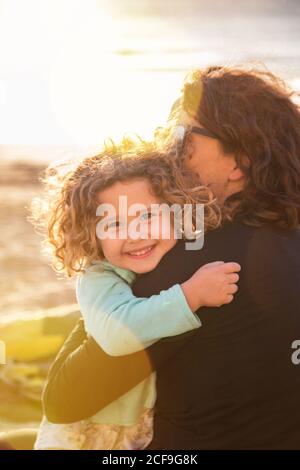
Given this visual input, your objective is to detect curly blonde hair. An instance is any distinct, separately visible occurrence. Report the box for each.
[31,138,221,277]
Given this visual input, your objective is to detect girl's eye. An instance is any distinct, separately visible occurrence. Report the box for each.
[106,220,121,230]
[140,211,157,222]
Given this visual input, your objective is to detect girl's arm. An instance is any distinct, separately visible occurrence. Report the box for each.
[78,261,240,356]
[77,268,201,356]
[43,318,194,424]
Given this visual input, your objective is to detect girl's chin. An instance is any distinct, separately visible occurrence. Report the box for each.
[125,256,161,274]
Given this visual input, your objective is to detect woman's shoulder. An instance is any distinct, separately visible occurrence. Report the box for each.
[242,221,300,252]
[209,217,300,246]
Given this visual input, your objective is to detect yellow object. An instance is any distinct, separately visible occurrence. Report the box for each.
[0,429,38,450]
[0,305,80,434]
[0,305,79,362]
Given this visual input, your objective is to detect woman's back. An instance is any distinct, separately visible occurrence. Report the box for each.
[133,220,300,449]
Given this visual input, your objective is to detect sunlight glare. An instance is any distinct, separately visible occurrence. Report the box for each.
[0,0,181,145]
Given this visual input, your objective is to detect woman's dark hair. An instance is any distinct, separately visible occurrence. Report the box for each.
[182,65,300,229]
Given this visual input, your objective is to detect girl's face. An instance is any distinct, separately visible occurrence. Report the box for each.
[96,179,177,273]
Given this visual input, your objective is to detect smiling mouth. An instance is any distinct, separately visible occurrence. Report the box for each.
[124,244,156,259]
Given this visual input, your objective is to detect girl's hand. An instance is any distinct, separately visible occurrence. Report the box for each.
[181,261,241,311]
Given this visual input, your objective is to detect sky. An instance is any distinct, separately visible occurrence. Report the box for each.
[0,0,184,149]
[0,0,299,160]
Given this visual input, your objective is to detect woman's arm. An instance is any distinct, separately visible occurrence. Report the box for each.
[43,318,195,423]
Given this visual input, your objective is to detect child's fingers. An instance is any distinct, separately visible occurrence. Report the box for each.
[227,284,238,294]
[223,262,241,274]
[225,294,234,304]
[205,261,225,267]
[227,273,240,284]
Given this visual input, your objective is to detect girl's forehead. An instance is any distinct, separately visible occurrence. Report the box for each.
[96,179,160,205]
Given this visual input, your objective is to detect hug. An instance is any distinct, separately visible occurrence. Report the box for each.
[6,64,299,450]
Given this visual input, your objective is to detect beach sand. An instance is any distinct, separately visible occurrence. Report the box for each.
[0,161,76,316]
[0,161,78,434]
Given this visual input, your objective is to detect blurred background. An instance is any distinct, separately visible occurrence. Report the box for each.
[0,0,300,436]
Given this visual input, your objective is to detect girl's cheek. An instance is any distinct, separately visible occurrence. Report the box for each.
[106,239,126,259]
[101,239,118,260]
[160,219,175,240]
[100,240,109,260]
[149,214,171,240]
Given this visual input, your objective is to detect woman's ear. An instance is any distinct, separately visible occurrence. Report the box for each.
[228,154,250,182]
[228,166,244,182]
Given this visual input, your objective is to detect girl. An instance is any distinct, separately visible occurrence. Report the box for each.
[33,140,240,450]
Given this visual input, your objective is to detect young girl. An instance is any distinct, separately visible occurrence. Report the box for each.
[34,140,240,450]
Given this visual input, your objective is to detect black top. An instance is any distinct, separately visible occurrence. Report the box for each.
[43,220,300,449]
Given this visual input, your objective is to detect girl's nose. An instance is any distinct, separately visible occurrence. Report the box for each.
[127,221,151,240]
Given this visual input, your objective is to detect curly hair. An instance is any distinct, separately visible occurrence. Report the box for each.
[180,65,300,230]
[31,138,221,277]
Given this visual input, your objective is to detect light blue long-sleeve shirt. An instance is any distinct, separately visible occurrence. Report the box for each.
[76,259,201,425]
